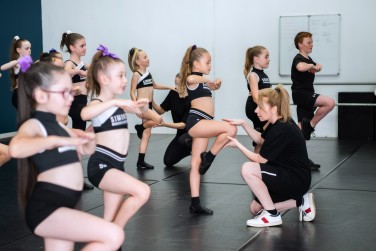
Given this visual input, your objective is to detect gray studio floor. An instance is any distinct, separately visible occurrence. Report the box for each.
[1,134,376,251]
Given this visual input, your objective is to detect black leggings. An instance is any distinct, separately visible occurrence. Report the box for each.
[68,94,87,130]
[163,134,191,167]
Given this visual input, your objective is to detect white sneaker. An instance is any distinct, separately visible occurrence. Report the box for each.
[299,193,316,222]
[246,210,282,227]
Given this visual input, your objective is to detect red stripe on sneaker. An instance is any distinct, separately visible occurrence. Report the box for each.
[261,217,269,223]
[305,208,311,213]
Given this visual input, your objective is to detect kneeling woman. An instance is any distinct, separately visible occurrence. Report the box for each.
[225,85,315,227]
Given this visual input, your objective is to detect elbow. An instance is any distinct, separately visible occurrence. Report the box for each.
[8,143,22,158]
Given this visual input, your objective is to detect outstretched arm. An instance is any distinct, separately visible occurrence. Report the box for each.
[1,60,18,71]
[223,118,264,145]
[226,136,267,163]
[9,119,91,158]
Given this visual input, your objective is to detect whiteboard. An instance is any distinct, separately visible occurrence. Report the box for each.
[279,14,341,76]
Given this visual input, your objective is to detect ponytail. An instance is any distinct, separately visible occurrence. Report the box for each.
[127,47,142,72]
[243,46,266,79]
[178,45,208,97]
[60,31,84,53]
[87,45,124,98]
[10,36,28,90]
[17,62,66,206]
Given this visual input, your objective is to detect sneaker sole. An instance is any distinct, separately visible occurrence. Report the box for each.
[246,220,283,227]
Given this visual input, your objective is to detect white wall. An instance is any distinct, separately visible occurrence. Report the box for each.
[42,0,376,137]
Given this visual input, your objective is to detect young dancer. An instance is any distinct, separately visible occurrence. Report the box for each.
[81,45,150,247]
[291,32,335,170]
[9,56,124,251]
[178,45,237,214]
[60,31,89,131]
[39,48,65,68]
[128,47,174,169]
[225,85,315,227]
[243,46,271,153]
[0,36,31,109]
[153,74,192,167]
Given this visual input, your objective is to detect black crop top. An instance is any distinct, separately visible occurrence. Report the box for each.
[136,71,154,89]
[186,72,212,101]
[30,111,79,174]
[91,99,128,133]
[247,67,271,92]
[66,60,87,83]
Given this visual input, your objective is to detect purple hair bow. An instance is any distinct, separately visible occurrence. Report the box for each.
[97,44,119,59]
[19,55,33,73]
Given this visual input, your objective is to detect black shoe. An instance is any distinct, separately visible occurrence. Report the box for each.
[137,161,154,169]
[189,204,213,215]
[135,124,144,139]
[308,159,320,170]
[301,118,314,140]
[83,181,94,190]
[199,152,212,175]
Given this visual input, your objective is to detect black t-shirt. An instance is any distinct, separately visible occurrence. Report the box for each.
[160,90,190,136]
[291,54,316,94]
[260,119,310,180]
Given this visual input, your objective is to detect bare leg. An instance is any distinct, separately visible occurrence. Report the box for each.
[311,95,335,127]
[241,162,275,210]
[99,169,150,227]
[35,208,124,251]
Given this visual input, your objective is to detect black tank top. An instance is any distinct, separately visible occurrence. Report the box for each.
[30,111,80,173]
[247,68,271,92]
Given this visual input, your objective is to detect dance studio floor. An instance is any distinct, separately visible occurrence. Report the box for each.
[1,134,376,251]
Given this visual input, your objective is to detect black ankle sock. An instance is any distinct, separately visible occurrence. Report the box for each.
[296,197,303,207]
[206,151,216,163]
[191,197,200,206]
[266,209,278,215]
[138,153,145,163]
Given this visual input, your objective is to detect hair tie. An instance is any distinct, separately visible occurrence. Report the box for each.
[129,48,136,57]
[14,35,20,41]
[49,48,57,54]
[191,45,197,51]
[97,44,119,59]
[66,30,72,35]
[19,55,33,73]
[275,87,281,93]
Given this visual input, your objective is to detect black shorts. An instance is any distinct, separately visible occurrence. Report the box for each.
[68,94,88,130]
[253,163,310,204]
[245,96,266,146]
[87,144,127,187]
[185,108,214,132]
[25,182,81,233]
[292,92,320,122]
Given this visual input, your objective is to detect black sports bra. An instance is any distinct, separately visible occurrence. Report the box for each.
[186,72,212,101]
[91,99,128,133]
[136,71,154,89]
[30,111,79,173]
[66,60,87,83]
